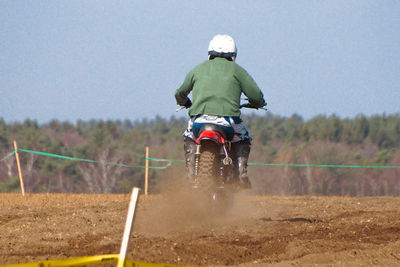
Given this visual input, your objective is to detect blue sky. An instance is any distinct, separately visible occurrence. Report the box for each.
[1,1,399,123]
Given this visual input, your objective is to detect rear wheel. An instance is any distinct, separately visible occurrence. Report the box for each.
[197,142,218,193]
[197,141,232,215]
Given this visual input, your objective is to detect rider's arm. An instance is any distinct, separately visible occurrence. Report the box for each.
[235,67,265,108]
[175,70,195,106]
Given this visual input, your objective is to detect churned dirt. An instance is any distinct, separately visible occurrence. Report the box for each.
[1,187,400,266]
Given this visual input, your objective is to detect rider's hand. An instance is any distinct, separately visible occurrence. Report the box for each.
[184,98,192,108]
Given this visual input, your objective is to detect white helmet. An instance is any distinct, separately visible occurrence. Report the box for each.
[208,34,237,62]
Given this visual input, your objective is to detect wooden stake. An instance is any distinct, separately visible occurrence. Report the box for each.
[117,187,140,267]
[13,140,25,196]
[144,146,149,196]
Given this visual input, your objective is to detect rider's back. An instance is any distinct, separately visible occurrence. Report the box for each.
[175,57,264,117]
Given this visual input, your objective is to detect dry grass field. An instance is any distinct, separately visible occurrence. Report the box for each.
[1,189,400,266]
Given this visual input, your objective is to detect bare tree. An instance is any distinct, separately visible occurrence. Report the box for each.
[24,153,38,192]
[4,156,14,178]
[79,148,124,193]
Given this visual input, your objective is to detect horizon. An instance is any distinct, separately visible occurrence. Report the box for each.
[2,110,400,126]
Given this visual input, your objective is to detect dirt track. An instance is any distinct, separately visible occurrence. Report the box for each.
[1,190,400,266]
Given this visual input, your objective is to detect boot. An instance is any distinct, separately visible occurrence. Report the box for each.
[231,140,252,189]
[238,156,251,189]
[184,137,197,180]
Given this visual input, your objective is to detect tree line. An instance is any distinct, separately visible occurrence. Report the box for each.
[0,113,399,195]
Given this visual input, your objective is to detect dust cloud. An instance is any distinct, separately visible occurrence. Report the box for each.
[134,175,258,236]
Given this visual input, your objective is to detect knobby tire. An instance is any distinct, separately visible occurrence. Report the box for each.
[198,144,218,194]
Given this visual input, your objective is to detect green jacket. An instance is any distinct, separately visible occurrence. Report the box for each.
[175,57,265,117]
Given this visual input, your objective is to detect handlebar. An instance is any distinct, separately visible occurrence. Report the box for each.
[240,102,268,111]
[176,106,186,112]
[177,102,267,112]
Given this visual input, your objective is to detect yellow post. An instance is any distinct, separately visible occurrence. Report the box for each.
[145,146,149,196]
[13,140,25,196]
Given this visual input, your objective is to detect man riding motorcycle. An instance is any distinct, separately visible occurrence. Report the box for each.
[175,34,266,188]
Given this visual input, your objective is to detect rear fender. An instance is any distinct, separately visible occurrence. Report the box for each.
[196,130,225,145]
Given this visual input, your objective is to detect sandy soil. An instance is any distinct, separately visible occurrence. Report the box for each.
[1,189,400,266]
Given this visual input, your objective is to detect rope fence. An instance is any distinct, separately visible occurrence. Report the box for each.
[3,148,399,169]
[0,148,171,169]
[1,141,400,196]
[0,150,15,162]
[2,147,400,170]
[145,156,400,169]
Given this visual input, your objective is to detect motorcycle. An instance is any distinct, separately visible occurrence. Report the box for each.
[178,102,267,214]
